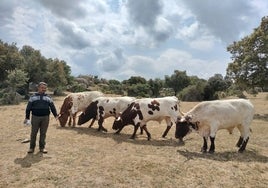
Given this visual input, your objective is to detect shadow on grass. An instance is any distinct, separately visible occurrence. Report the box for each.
[14,152,52,168]
[56,125,183,147]
[56,126,267,162]
[177,149,268,163]
[254,113,268,121]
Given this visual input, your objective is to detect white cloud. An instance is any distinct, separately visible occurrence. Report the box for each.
[0,0,266,81]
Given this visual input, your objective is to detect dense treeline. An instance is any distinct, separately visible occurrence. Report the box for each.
[0,16,267,105]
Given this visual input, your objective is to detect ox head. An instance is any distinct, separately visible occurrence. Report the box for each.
[57,112,70,127]
[112,102,136,130]
[112,116,124,130]
[175,115,199,142]
[77,101,98,125]
[58,96,73,127]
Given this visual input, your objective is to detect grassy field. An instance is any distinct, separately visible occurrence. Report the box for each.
[0,93,267,188]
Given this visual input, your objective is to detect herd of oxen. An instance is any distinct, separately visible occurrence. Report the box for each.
[56,91,255,153]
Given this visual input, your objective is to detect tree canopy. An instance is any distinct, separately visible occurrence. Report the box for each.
[226,16,268,91]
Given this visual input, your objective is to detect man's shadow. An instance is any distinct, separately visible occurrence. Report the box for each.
[14,152,51,168]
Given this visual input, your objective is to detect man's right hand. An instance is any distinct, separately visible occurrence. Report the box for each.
[23,119,31,125]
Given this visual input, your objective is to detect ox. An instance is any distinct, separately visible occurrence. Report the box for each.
[58,91,104,127]
[112,96,180,140]
[77,96,136,132]
[175,99,254,153]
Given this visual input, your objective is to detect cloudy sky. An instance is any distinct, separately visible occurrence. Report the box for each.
[0,0,267,81]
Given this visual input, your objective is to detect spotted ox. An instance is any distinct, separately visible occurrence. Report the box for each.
[175,99,254,153]
[112,96,180,140]
[58,91,104,127]
[77,96,136,132]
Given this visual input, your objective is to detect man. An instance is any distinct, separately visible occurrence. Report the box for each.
[24,82,58,154]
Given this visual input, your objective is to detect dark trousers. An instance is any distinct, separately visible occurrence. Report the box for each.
[30,115,49,150]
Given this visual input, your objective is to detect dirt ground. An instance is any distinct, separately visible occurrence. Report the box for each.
[0,93,267,188]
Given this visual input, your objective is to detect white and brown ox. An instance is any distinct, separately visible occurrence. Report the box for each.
[175,99,254,153]
[77,96,136,132]
[58,91,104,127]
[112,96,180,140]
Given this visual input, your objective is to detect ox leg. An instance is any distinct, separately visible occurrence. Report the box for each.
[141,125,151,141]
[201,137,208,153]
[238,137,249,153]
[72,115,76,127]
[115,128,122,134]
[236,136,243,148]
[162,125,172,138]
[140,127,143,135]
[130,123,140,139]
[88,118,96,128]
[208,136,215,153]
[97,118,107,132]
[68,116,72,127]
[114,126,124,134]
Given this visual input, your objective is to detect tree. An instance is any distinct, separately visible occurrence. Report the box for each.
[148,78,164,97]
[165,70,190,96]
[226,16,268,91]
[107,79,124,95]
[0,69,28,104]
[123,76,150,97]
[0,40,23,82]
[203,74,229,100]
[125,76,147,85]
[20,45,48,84]
[127,83,151,97]
[46,58,69,88]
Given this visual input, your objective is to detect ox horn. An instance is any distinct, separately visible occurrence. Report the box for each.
[77,111,83,117]
[179,108,186,116]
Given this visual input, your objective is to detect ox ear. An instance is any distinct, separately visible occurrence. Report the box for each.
[190,121,199,130]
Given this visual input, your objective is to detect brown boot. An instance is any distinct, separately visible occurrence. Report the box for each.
[40,149,48,153]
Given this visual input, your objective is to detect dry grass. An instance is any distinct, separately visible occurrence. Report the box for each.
[0,93,267,188]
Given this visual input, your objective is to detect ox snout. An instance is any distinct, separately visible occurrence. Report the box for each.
[175,121,191,142]
[77,116,87,125]
[58,114,68,127]
[77,113,92,125]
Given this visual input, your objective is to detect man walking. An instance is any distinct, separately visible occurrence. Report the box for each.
[24,82,58,154]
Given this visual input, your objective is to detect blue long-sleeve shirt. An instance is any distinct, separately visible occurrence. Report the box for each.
[25,93,58,119]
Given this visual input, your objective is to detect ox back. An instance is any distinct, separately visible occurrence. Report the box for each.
[113,96,180,140]
[58,91,104,127]
[78,96,136,132]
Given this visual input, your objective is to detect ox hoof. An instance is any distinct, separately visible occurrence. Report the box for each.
[238,149,245,153]
[208,150,215,154]
[177,140,185,146]
[201,148,207,153]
